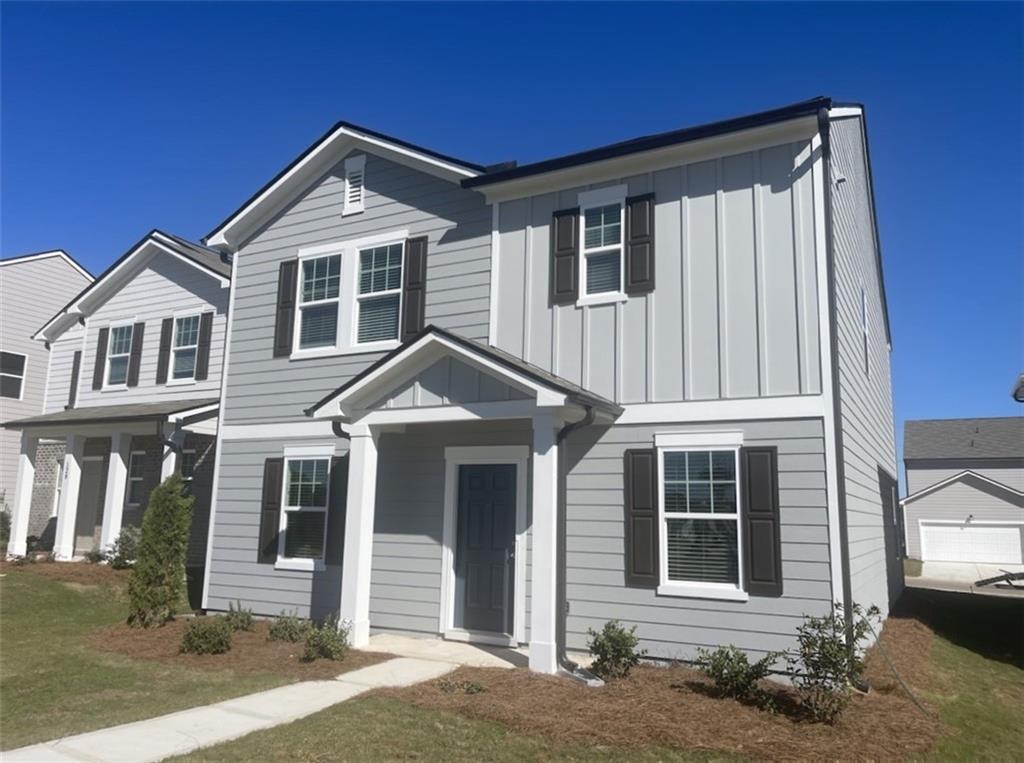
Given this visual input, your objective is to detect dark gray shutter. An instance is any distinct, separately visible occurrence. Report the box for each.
[92,327,109,390]
[156,318,174,384]
[66,350,81,409]
[625,193,655,294]
[126,322,145,387]
[258,458,284,564]
[550,208,579,305]
[740,446,783,597]
[401,236,428,342]
[325,455,348,565]
[624,448,659,588]
[195,311,214,381]
[273,260,298,357]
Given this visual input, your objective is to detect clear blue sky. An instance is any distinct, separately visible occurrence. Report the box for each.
[3,2,1021,471]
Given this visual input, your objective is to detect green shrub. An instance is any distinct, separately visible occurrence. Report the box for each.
[0,509,10,554]
[788,602,881,723]
[438,678,486,695]
[181,616,232,655]
[127,474,193,628]
[301,614,349,662]
[107,526,141,569]
[695,645,782,708]
[83,547,105,563]
[587,619,646,680]
[268,610,312,643]
[225,601,255,632]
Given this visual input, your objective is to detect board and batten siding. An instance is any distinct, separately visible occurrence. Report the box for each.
[829,116,897,615]
[370,356,531,410]
[73,254,227,407]
[563,418,832,660]
[492,139,822,405]
[0,255,91,509]
[903,477,1024,560]
[906,460,1024,495]
[222,151,491,425]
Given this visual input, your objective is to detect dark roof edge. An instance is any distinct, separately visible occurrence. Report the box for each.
[905,415,1024,426]
[3,398,219,429]
[463,97,832,189]
[203,121,488,244]
[0,249,94,279]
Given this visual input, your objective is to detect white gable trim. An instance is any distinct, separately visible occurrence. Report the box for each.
[0,250,92,281]
[206,125,482,251]
[901,470,1024,505]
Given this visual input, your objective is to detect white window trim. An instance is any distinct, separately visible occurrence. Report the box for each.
[168,312,201,386]
[291,230,408,360]
[275,444,334,572]
[0,350,27,401]
[577,185,627,307]
[103,321,135,391]
[655,431,748,602]
[351,241,405,350]
[342,154,366,216]
[126,450,146,506]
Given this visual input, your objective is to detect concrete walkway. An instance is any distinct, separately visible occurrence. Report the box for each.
[5,657,456,763]
[907,561,1024,598]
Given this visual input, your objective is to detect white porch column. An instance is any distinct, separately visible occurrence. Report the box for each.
[530,411,561,674]
[339,424,379,647]
[53,434,85,561]
[8,433,39,557]
[99,433,130,550]
[160,427,180,482]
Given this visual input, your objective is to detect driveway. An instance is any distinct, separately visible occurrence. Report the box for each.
[908,561,1024,597]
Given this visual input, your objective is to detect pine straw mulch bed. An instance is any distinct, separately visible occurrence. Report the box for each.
[0,559,129,587]
[92,618,391,681]
[381,614,945,760]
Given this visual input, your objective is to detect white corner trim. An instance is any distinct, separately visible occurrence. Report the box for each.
[616,395,826,425]
[828,106,864,119]
[577,184,628,209]
[655,430,744,448]
[487,202,501,346]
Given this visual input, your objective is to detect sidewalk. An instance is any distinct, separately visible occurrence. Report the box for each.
[5,657,456,763]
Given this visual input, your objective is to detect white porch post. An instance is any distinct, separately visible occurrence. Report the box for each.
[160,426,180,482]
[53,434,85,560]
[530,411,561,674]
[99,433,130,550]
[339,424,379,647]
[8,433,39,557]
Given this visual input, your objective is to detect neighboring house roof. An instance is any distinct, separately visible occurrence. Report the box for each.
[900,469,1024,506]
[904,417,1024,460]
[1013,374,1024,403]
[33,229,231,343]
[0,249,93,281]
[305,325,622,419]
[2,398,219,429]
[204,122,488,250]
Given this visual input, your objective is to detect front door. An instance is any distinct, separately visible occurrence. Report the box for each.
[454,464,516,635]
[74,458,107,556]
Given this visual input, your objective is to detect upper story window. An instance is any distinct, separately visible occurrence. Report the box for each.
[343,154,366,215]
[577,185,628,305]
[298,254,342,350]
[107,325,134,386]
[0,351,26,399]
[173,315,200,380]
[357,243,403,344]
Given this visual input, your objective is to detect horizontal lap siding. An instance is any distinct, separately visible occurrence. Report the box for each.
[223,152,491,425]
[830,117,898,615]
[564,418,831,660]
[43,323,84,413]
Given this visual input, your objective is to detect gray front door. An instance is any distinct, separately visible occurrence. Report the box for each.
[454,464,516,635]
[74,458,107,556]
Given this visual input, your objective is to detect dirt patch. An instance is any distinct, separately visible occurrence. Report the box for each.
[0,560,129,587]
[92,619,390,681]
[382,620,945,760]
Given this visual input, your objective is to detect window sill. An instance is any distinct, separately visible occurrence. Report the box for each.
[657,583,749,602]
[100,385,128,393]
[290,341,401,361]
[166,377,197,387]
[576,292,628,308]
[274,558,325,572]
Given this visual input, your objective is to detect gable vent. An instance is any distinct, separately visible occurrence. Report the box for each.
[343,154,366,215]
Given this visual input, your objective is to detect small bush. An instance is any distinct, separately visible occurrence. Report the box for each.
[107,526,141,569]
[83,547,105,563]
[127,474,194,628]
[788,602,881,723]
[268,610,312,643]
[301,614,349,662]
[225,601,255,632]
[0,509,10,554]
[587,619,646,680]
[181,616,232,655]
[695,645,782,708]
[439,678,486,695]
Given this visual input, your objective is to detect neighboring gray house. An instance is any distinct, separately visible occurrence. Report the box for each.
[0,250,93,536]
[198,95,901,673]
[902,417,1023,565]
[5,231,230,602]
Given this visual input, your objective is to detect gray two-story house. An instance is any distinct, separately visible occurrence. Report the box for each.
[200,96,900,673]
[6,231,230,601]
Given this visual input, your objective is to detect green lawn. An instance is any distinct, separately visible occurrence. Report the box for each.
[170,695,731,763]
[0,567,287,749]
[904,558,923,577]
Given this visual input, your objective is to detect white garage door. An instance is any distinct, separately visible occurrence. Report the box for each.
[920,523,1023,564]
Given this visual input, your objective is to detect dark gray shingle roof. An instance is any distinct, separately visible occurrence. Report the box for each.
[904,417,1024,460]
[3,398,219,428]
